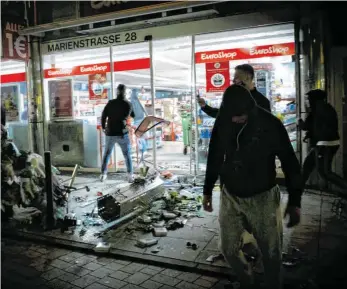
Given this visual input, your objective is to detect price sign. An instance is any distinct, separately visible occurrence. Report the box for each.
[2,21,28,61]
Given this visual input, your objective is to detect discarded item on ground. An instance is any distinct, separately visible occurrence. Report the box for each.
[138,215,152,224]
[74,196,87,203]
[166,219,185,230]
[136,238,158,248]
[151,246,162,253]
[163,211,177,219]
[161,171,173,179]
[206,253,225,263]
[153,227,168,237]
[60,213,77,233]
[186,242,198,250]
[97,192,103,196]
[153,220,165,227]
[94,242,111,253]
[149,200,167,213]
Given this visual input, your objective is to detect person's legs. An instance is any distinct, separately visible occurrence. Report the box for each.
[219,188,254,287]
[316,145,347,190]
[101,136,117,176]
[116,134,133,175]
[250,186,283,289]
[302,148,316,186]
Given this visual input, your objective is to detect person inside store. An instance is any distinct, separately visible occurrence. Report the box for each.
[299,89,347,191]
[202,84,302,289]
[100,84,135,183]
[197,64,271,116]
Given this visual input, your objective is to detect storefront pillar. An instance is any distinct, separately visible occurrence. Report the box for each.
[27,37,45,156]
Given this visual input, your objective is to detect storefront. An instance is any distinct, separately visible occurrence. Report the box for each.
[35,17,299,177]
[0,60,30,151]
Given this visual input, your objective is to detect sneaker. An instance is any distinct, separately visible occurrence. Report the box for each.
[100,174,107,182]
[127,173,134,183]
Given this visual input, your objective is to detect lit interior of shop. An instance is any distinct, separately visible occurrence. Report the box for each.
[1,23,296,175]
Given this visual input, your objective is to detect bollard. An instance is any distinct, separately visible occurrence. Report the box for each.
[44,151,55,230]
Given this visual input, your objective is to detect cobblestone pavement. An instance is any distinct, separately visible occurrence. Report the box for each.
[1,239,229,289]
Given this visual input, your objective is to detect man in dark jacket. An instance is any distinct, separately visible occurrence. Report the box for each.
[198,64,271,117]
[100,84,135,182]
[203,85,302,289]
[299,89,347,190]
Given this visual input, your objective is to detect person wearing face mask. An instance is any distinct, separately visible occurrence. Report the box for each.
[197,64,271,117]
[100,84,135,183]
[203,84,302,289]
[299,89,347,191]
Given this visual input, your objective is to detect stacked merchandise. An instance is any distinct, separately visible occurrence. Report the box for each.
[1,125,66,227]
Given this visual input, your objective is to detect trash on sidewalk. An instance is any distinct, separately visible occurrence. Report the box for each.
[206,253,225,262]
[151,246,162,253]
[138,215,152,224]
[136,238,158,248]
[94,242,111,253]
[186,242,199,250]
[153,227,168,237]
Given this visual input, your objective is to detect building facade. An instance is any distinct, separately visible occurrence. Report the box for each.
[1,1,344,182]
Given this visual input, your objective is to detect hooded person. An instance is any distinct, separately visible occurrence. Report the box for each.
[202,84,303,289]
[299,89,347,191]
[100,84,135,183]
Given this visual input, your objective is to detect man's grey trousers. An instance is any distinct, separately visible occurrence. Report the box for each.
[219,186,283,289]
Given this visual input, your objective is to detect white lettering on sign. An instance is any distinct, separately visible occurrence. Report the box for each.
[45,32,138,54]
[48,69,73,76]
[80,65,108,73]
[5,22,24,32]
[90,0,129,10]
[249,45,289,56]
[4,31,27,59]
[201,51,237,61]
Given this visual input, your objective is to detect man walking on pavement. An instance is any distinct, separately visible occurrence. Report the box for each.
[198,64,271,117]
[299,89,347,191]
[100,84,135,183]
[203,84,302,289]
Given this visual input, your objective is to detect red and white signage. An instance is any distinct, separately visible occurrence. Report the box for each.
[196,42,295,64]
[2,21,29,61]
[89,73,108,100]
[205,61,230,93]
[44,58,150,79]
[0,72,26,83]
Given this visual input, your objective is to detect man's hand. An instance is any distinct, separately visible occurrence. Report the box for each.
[284,206,301,228]
[203,195,213,212]
[197,98,206,108]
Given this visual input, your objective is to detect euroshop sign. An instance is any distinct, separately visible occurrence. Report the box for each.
[195,42,295,63]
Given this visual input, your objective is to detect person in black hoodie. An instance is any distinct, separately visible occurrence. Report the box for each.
[299,89,347,190]
[198,64,271,117]
[100,84,135,183]
[1,104,6,126]
[203,84,302,289]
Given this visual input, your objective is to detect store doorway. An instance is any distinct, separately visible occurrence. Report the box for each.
[112,42,153,171]
[152,36,193,171]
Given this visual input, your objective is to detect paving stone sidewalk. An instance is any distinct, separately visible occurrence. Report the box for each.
[1,239,229,289]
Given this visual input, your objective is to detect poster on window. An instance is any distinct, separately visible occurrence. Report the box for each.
[205,62,230,93]
[89,73,108,100]
[48,80,73,118]
[1,85,19,122]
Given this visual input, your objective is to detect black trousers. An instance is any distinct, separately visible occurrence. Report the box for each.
[303,145,347,191]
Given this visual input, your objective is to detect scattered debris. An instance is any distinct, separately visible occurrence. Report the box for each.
[163,211,177,219]
[136,238,158,248]
[151,246,162,253]
[153,220,165,227]
[94,242,111,253]
[186,242,199,250]
[153,227,168,237]
[138,215,152,224]
[206,253,225,262]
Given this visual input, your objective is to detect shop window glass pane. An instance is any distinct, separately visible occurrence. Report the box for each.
[42,47,112,169]
[153,36,193,172]
[0,60,29,151]
[112,42,151,172]
[195,24,296,176]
